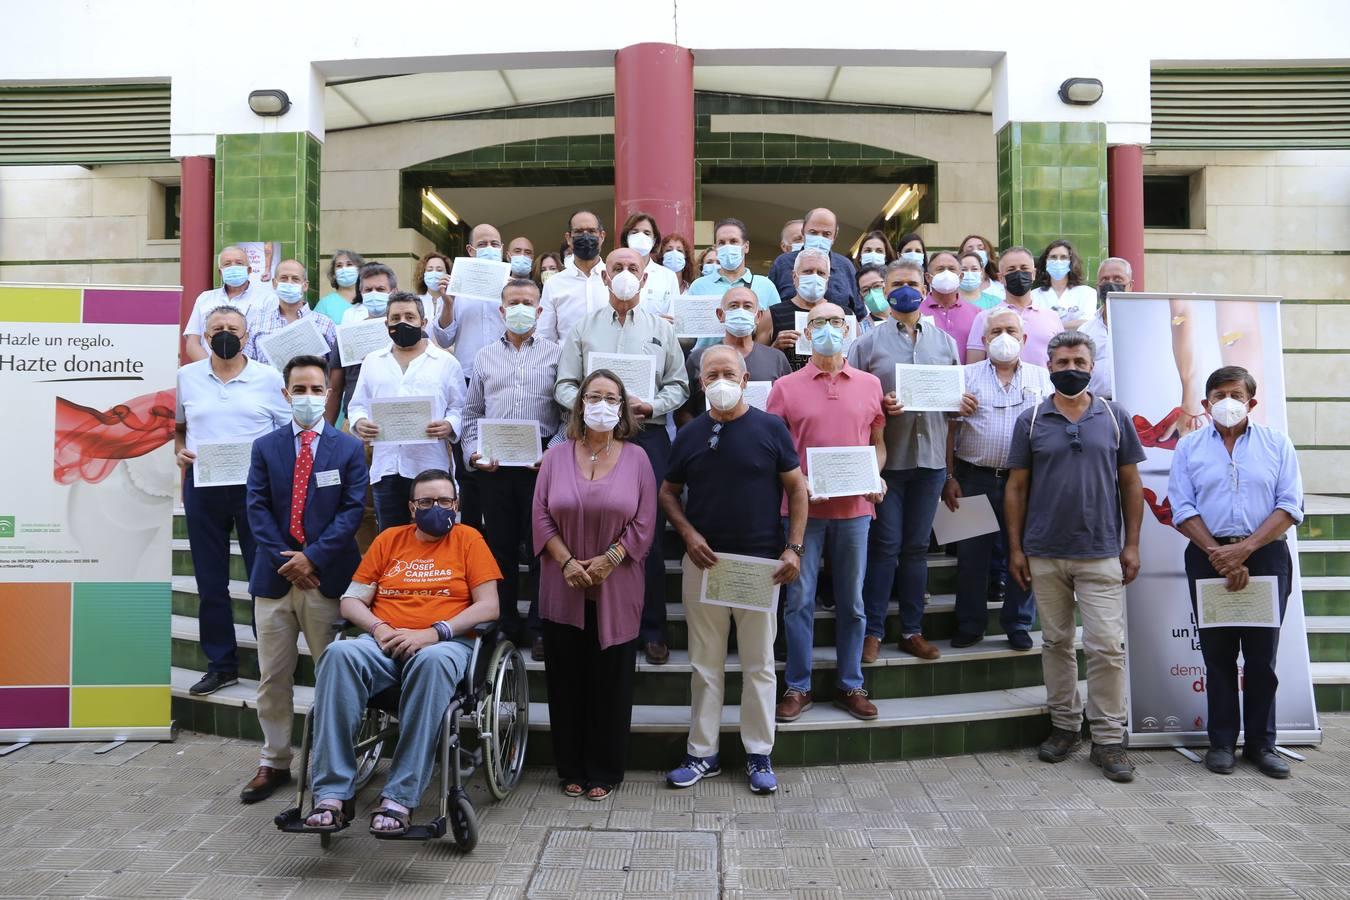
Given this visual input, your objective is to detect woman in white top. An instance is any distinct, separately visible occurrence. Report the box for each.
[619,212,679,317]
[416,251,451,334]
[1031,239,1097,326]
[959,233,1006,301]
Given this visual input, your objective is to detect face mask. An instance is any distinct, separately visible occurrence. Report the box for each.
[1046,258,1071,280]
[931,270,961,294]
[790,241,803,252]
[389,321,423,348]
[796,273,827,303]
[716,244,744,271]
[335,266,359,288]
[705,379,743,412]
[1098,280,1126,302]
[1050,368,1092,398]
[959,271,983,292]
[803,233,832,253]
[900,251,925,266]
[503,303,537,335]
[627,232,655,257]
[888,285,924,313]
[701,262,717,277]
[810,323,844,356]
[608,270,641,302]
[860,250,885,268]
[414,504,456,538]
[362,291,389,316]
[563,254,574,268]
[863,288,888,316]
[724,308,756,337]
[974,249,989,267]
[571,234,600,261]
[987,332,1022,364]
[210,331,242,360]
[662,249,686,272]
[541,269,557,283]
[510,255,533,277]
[290,394,326,428]
[1211,397,1250,429]
[583,400,621,432]
[221,264,249,288]
[474,246,502,263]
[1004,271,1034,297]
[276,282,304,305]
[423,270,445,292]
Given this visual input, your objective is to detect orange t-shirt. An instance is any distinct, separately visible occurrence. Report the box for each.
[354,524,503,630]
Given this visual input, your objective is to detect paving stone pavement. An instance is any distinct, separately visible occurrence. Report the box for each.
[2,715,1350,899]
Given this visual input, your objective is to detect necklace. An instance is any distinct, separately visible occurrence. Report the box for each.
[586,436,612,463]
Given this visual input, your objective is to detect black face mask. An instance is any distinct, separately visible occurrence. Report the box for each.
[210,331,242,360]
[1050,368,1092,398]
[1004,271,1035,297]
[1098,280,1126,302]
[389,322,423,348]
[571,233,601,261]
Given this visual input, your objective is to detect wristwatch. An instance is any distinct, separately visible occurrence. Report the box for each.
[785,542,805,556]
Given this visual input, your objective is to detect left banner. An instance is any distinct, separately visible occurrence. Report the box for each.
[0,283,181,742]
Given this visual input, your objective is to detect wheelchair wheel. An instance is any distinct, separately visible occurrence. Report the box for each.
[480,639,529,800]
[449,792,478,852]
[352,709,393,791]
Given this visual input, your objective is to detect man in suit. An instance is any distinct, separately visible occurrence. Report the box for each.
[241,354,369,802]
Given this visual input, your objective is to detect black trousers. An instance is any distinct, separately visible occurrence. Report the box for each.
[542,603,637,787]
[477,466,541,642]
[1185,540,1292,752]
[451,440,483,531]
[632,424,670,644]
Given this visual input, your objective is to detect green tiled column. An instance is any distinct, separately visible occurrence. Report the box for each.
[996,122,1108,279]
[215,131,321,300]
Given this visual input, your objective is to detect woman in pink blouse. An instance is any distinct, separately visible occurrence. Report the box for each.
[532,370,657,800]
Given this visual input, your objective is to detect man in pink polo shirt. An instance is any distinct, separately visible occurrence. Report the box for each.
[766,302,887,723]
[921,251,981,363]
[966,246,1061,367]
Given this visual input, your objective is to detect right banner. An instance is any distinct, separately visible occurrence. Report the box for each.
[1110,292,1321,747]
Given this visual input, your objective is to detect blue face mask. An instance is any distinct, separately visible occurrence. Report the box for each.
[475,246,502,263]
[663,249,686,273]
[275,282,304,304]
[221,264,249,287]
[510,255,532,277]
[790,241,803,252]
[900,250,925,267]
[796,273,827,303]
[888,285,924,313]
[974,249,989,267]
[414,504,456,537]
[1046,258,1071,280]
[803,233,832,253]
[723,307,756,337]
[959,271,983,292]
[860,250,885,268]
[362,291,389,316]
[716,244,744,271]
[702,262,717,277]
[335,266,359,288]
[423,270,445,292]
[810,322,844,356]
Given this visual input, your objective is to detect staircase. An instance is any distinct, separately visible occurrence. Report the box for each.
[169,497,1350,767]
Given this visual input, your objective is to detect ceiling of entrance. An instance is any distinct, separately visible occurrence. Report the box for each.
[326,65,993,129]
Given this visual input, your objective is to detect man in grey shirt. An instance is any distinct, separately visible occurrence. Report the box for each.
[1005,330,1145,783]
[679,285,792,422]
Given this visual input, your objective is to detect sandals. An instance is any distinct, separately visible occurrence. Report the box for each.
[586,784,614,801]
[369,804,410,836]
[302,799,354,832]
[562,782,585,798]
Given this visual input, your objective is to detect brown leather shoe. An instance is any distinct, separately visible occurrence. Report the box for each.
[861,635,881,664]
[239,765,291,803]
[775,688,813,722]
[897,634,941,660]
[531,636,546,661]
[834,688,878,720]
[644,641,670,665]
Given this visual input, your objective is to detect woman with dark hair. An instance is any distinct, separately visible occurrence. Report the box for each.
[620,212,679,316]
[314,249,366,323]
[1032,239,1097,326]
[959,234,1005,301]
[857,230,896,270]
[532,369,657,801]
[535,252,564,287]
[658,232,697,293]
[896,232,928,270]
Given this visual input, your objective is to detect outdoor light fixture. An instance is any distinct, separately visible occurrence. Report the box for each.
[248,89,291,117]
[1058,78,1103,106]
[883,185,915,222]
[424,189,460,225]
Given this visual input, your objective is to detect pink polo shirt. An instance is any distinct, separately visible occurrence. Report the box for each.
[765,360,885,520]
[966,299,1062,368]
[922,294,980,363]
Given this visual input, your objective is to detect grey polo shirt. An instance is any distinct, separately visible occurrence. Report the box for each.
[1006,394,1147,558]
[846,317,961,470]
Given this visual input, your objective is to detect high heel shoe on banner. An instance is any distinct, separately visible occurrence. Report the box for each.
[1143,488,1174,528]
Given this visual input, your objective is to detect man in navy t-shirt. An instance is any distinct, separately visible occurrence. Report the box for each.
[659,346,808,796]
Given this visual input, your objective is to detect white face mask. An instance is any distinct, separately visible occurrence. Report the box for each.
[931,270,961,294]
[583,400,621,432]
[609,269,641,301]
[627,232,655,257]
[705,378,743,412]
[1211,397,1250,428]
[987,332,1022,364]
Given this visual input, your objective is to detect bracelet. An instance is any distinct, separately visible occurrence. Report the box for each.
[432,621,453,642]
[605,545,623,567]
[370,618,388,636]
[561,556,576,570]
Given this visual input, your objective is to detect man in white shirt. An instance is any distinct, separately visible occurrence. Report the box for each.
[535,209,610,343]
[1082,257,1131,400]
[619,213,680,316]
[348,292,466,532]
[183,246,275,362]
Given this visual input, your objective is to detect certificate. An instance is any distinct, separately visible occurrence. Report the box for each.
[448,256,512,304]
[744,380,772,411]
[336,317,391,367]
[258,316,330,372]
[673,296,723,339]
[587,351,655,402]
[699,553,781,613]
[805,446,882,500]
[476,418,543,467]
[1196,576,1281,628]
[794,311,858,356]
[931,493,1000,545]
[369,396,437,445]
[193,441,253,487]
[895,363,964,412]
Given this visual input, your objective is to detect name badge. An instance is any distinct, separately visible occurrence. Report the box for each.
[315,469,341,488]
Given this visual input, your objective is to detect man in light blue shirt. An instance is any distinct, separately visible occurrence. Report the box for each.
[689,217,782,310]
[1168,365,1303,780]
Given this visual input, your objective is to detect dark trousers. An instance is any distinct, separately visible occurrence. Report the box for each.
[1185,540,1292,752]
[542,603,637,787]
[478,466,542,642]
[632,424,670,644]
[372,475,414,533]
[451,439,483,531]
[182,471,256,674]
[954,461,1035,637]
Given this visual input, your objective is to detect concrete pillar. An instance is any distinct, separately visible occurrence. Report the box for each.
[179,155,214,363]
[614,43,695,241]
[1107,144,1146,289]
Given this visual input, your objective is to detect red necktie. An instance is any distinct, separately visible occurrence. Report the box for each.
[289,430,317,545]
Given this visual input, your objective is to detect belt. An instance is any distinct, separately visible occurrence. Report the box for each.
[956,458,1010,479]
[1216,534,1286,545]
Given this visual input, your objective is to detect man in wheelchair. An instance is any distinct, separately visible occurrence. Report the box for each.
[302,467,502,835]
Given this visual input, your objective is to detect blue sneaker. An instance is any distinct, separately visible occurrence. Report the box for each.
[746,754,778,794]
[666,754,720,788]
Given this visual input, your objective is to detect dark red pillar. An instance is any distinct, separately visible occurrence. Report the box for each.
[614,43,695,243]
[1107,144,1145,289]
[179,155,214,363]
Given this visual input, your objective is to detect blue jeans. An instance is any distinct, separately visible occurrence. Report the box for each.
[954,461,1035,636]
[182,471,256,674]
[311,635,472,808]
[784,515,869,692]
[863,468,946,638]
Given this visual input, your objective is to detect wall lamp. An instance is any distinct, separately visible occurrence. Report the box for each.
[1058,78,1103,106]
[248,89,292,117]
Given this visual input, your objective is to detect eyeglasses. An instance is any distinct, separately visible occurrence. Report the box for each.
[810,317,847,329]
[1065,423,1083,453]
[708,422,723,451]
[412,497,458,510]
[582,393,622,406]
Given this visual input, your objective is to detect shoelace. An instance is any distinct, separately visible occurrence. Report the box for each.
[746,755,773,774]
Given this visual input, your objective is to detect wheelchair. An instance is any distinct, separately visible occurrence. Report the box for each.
[274,622,529,851]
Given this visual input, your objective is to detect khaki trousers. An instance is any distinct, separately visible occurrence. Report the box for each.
[1029,556,1127,745]
[255,585,342,768]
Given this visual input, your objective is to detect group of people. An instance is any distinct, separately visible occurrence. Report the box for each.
[174,203,1304,835]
